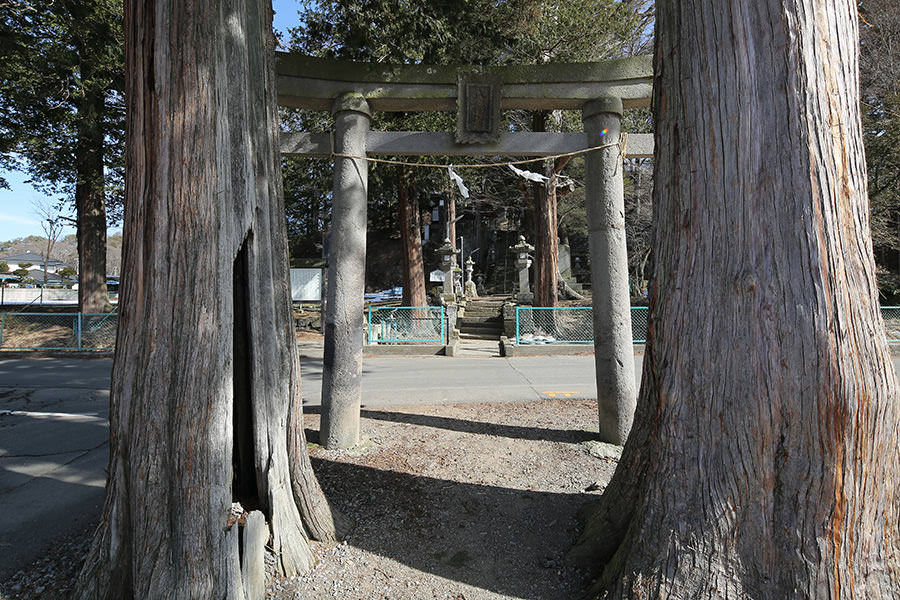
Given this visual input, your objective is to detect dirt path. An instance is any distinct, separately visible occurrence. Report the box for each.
[0,398,617,600]
[268,399,617,600]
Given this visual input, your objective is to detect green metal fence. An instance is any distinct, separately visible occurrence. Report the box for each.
[631,307,649,343]
[1,306,897,352]
[515,306,648,344]
[515,306,592,344]
[367,306,446,344]
[883,306,900,342]
[0,312,118,351]
[517,306,900,345]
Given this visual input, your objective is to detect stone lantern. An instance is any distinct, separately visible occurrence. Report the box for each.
[509,235,534,304]
[464,256,478,298]
[436,238,459,301]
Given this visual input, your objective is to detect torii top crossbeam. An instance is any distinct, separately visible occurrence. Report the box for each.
[274,52,653,113]
[273,52,655,159]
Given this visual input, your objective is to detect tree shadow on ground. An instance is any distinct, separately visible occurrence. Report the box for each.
[0,410,108,580]
[310,456,594,600]
[302,405,597,444]
[0,358,113,390]
[359,409,597,443]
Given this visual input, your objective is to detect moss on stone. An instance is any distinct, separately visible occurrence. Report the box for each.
[276,51,652,86]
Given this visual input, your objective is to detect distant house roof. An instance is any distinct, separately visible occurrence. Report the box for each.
[0,252,68,267]
[24,268,68,283]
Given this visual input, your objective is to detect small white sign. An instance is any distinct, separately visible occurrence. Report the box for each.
[429,269,445,282]
[290,268,322,302]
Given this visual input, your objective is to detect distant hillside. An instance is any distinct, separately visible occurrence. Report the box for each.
[0,232,123,275]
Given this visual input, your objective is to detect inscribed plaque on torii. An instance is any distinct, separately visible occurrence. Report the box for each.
[455,69,502,144]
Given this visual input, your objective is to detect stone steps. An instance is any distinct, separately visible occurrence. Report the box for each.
[458,299,505,341]
[459,311,502,323]
[458,323,502,336]
[458,331,502,341]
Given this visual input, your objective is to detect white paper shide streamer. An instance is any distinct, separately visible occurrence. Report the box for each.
[447,165,469,198]
[508,164,549,183]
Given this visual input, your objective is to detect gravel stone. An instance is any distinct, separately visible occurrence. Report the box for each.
[0,398,615,600]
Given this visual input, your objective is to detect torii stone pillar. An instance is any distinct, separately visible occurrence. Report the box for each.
[321,93,371,449]
[583,97,637,445]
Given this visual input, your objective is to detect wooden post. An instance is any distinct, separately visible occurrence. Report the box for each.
[582,97,636,445]
[320,93,371,449]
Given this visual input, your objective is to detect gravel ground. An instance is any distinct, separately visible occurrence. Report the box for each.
[0,398,617,600]
[0,524,95,599]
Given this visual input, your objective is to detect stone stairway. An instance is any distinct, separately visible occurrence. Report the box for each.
[457,297,506,341]
[562,274,590,296]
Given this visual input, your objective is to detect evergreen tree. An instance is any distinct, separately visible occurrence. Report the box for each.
[571,0,900,596]
[859,0,900,302]
[285,0,651,301]
[0,0,124,311]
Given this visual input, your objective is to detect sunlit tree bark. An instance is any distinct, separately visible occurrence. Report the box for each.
[73,1,337,597]
[571,0,900,597]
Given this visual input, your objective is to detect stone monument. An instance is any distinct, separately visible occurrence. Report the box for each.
[510,235,534,305]
[436,238,459,302]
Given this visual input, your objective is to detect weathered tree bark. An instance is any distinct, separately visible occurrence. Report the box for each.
[531,111,559,307]
[287,356,349,542]
[398,167,426,306]
[74,71,110,314]
[570,0,900,597]
[72,1,336,597]
[533,160,560,307]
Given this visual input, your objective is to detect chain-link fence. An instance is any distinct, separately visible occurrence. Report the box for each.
[517,306,900,345]
[515,306,648,344]
[0,312,118,351]
[631,307,649,343]
[367,306,446,344]
[883,307,900,342]
[515,307,592,343]
[1,305,895,352]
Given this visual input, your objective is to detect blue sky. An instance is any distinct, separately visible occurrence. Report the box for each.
[0,0,304,243]
[0,169,64,242]
[273,0,303,43]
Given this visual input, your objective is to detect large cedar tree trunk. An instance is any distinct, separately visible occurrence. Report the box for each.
[533,161,559,307]
[75,69,110,315]
[398,167,426,306]
[570,0,900,597]
[72,1,336,597]
[532,111,559,307]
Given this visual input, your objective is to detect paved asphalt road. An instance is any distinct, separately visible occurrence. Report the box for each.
[0,359,111,580]
[0,351,624,579]
[298,354,619,406]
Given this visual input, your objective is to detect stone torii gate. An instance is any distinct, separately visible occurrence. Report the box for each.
[273,52,654,448]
